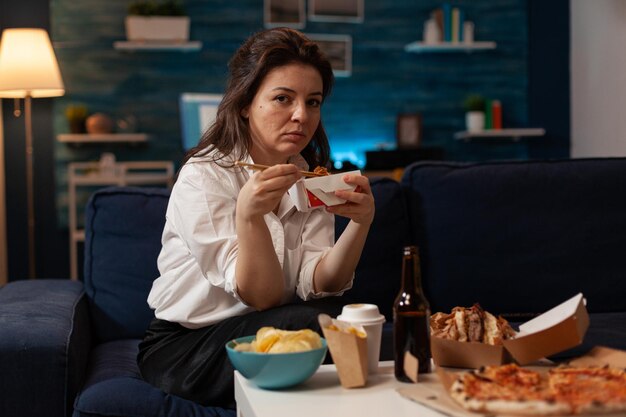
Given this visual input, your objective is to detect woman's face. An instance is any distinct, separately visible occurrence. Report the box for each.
[244,63,323,165]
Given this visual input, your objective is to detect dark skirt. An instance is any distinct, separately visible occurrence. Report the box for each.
[137,297,345,409]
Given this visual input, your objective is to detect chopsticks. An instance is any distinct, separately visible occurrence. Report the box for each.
[234,161,326,177]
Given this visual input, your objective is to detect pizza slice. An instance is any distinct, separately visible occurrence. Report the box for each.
[449,364,571,416]
[549,365,626,415]
[449,363,626,416]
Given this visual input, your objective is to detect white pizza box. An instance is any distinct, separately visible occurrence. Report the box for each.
[288,170,360,211]
[431,293,589,368]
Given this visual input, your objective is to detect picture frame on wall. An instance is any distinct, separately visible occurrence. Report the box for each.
[396,113,422,148]
[264,0,305,29]
[308,34,352,77]
[308,0,364,23]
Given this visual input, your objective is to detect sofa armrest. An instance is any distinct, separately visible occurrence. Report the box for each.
[0,279,92,417]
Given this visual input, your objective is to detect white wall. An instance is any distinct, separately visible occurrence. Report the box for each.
[571,0,626,157]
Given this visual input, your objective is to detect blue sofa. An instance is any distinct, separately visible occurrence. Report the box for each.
[1,158,626,417]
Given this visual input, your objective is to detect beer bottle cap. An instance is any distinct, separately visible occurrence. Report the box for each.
[403,246,418,255]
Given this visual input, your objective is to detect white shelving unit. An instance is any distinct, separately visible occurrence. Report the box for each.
[57,133,149,144]
[67,161,175,280]
[454,128,546,142]
[113,41,202,51]
[404,41,496,53]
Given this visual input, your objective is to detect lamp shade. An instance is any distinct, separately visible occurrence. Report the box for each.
[0,28,65,98]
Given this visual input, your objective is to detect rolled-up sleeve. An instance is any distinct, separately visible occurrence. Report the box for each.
[296,209,354,300]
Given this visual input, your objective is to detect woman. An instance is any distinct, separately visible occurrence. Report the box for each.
[137,27,375,408]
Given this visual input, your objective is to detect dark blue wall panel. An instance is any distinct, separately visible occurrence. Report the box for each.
[51,0,532,178]
[528,0,570,159]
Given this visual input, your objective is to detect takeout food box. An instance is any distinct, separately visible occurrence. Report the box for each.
[431,293,589,368]
[318,314,368,388]
[288,170,360,211]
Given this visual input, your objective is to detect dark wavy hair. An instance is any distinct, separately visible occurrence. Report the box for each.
[183,27,335,169]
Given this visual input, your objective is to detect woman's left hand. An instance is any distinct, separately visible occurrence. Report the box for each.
[326,174,375,225]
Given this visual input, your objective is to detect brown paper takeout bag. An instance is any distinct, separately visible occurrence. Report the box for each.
[318,314,368,388]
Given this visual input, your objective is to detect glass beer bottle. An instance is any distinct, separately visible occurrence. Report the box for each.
[393,245,432,381]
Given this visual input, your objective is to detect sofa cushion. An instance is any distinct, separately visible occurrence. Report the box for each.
[73,339,235,417]
[336,177,413,320]
[84,187,170,342]
[402,158,626,316]
[0,279,90,417]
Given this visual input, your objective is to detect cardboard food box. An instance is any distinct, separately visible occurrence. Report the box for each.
[431,293,589,368]
[318,314,368,388]
[288,170,360,211]
[397,346,626,417]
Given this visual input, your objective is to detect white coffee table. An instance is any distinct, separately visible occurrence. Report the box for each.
[235,360,450,417]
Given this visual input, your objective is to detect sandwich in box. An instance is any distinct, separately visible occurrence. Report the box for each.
[431,293,589,368]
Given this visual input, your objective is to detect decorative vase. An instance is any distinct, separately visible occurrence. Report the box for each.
[125,16,190,42]
[466,111,485,133]
[86,113,114,134]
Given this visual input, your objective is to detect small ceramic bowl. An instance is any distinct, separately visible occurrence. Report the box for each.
[225,335,327,389]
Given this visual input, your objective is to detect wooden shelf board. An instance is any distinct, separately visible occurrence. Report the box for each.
[454,128,546,141]
[113,41,202,51]
[57,133,149,144]
[405,41,496,53]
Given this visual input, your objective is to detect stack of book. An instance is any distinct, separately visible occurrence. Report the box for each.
[484,99,502,130]
[424,3,473,43]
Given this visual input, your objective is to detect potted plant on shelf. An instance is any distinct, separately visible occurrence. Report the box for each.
[65,104,89,134]
[463,94,486,133]
[125,0,189,43]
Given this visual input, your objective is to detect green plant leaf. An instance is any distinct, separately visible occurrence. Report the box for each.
[128,0,185,16]
[463,94,486,112]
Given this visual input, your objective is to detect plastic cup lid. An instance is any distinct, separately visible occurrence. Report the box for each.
[337,303,386,324]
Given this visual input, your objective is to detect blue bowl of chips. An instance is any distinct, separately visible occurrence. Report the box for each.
[225,335,327,389]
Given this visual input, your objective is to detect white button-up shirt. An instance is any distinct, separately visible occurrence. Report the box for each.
[148,149,352,329]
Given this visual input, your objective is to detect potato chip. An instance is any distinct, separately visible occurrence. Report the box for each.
[243,327,322,354]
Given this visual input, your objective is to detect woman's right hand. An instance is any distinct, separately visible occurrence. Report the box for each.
[235,164,301,309]
[237,164,301,220]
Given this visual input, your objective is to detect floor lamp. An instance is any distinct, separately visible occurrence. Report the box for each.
[0,28,65,278]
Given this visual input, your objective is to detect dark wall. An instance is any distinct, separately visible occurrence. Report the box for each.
[527,0,570,158]
[1,0,570,281]
[1,0,68,280]
[51,0,532,172]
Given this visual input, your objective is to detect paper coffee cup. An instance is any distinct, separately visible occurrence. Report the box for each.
[337,303,386,373]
